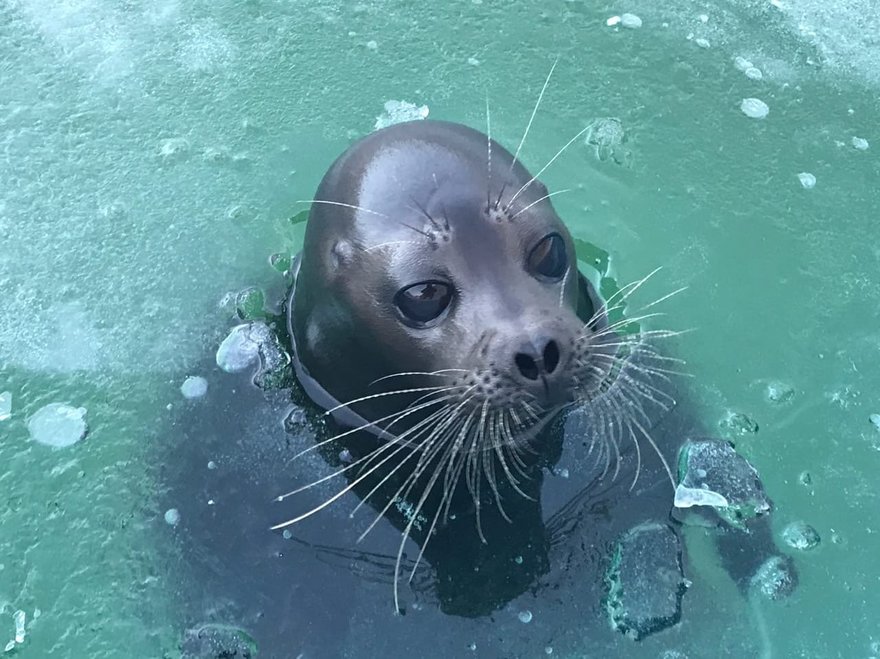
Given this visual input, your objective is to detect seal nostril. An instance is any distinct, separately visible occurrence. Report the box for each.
[515,353,540,381]
[544,339,560,374]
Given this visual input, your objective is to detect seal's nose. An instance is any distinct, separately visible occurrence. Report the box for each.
[514,337,561,381]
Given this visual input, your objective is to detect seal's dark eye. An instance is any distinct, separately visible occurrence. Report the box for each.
[528,233,568,280]
[394,281,452,326]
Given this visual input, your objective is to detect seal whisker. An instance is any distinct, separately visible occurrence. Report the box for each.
[364,240,422,252]
[485,94,493,211]
[497,56,559,210]
[322,385,457,417]
[369,369,467,386]
[505,124,592,210]
[299,199,389,218]
[510,188,572,219]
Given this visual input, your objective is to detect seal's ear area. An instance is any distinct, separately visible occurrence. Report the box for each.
[575,269,604,329]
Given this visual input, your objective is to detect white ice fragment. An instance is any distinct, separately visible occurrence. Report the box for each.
[798,172,816,189]
[852,136,869,150]
[699,14,709,23]
[745,67,763,80]
[0,392,10,421]
[740,97,769,119]
[606,16,621,27]
[695,38,711,48]
[180,376,208,399]
[164,508,181,526]
[374,100,430,130]
[365,40,378,51]
[27,403,88,448]
[734,56,754,71]
[216,323,262,373]
[4,640,14,652]
[467,57,480,66]
[674,485,730,509]
[13,611,24,645]
[620,13,642,29]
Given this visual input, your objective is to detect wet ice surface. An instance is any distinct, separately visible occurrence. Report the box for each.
[374,100,430,130]
[2,0,880,655]
[26,403,88,448]
[0,391,11,421]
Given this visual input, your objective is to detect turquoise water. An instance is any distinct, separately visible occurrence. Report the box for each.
[2,1,879,656]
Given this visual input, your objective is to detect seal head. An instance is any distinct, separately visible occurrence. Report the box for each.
[289,119,616,448]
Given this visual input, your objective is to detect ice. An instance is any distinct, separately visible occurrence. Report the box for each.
[798,172,817,189]
[852,136,870,150]
[374,100,430,130]
[0,391,11,421]
[782,521,821,550]
[216,324,264,373]
[164,508,181,526]
[180,376,208,399]
[215,322,291,388]
[674,440,770,530]
[13,611,24,645]
[621,14,643,29]
[740,98,770,119]
[27,403,88,448]
[606,16,621,27]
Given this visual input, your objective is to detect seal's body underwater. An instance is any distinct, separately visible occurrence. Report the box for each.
[278,119,792,617]
[163,119,796,655]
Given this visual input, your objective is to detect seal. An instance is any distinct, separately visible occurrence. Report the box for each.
[276,119,792,617]
[163,119,797,653]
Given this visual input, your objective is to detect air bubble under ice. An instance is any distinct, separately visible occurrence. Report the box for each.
[27,403,88,448]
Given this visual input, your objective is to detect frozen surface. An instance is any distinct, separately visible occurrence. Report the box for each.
[1,0,879,656]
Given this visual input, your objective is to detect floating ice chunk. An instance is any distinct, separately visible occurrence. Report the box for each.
[782,521,820,550]
[374,100,430,130]
[751,556,796,599]
[0,391,11,421]
[673,486,729,508]
[674,440,770,530]
[852,136,869,150]
[734,56,754,71]
[180,376,208,399]
[606,16,621,27]
[740,98,769,119]
[13,611,24,644]
[764,381,795,404]
[27,403,88,448]
[165,508,181,526]
[216,323,263,373]
[798,172,816,189]
[620,13,642,29]
[744,66,763,80]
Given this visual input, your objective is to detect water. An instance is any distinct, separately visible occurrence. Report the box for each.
[2,0,879,656]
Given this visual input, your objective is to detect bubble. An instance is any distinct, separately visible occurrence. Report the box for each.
[282,529,292,540]
[207,461,217,470]
[782,521,821,550]
[13,610,25,644]
[181,376,208,399]
[852,136,870,150]
[869,413,880,431]
[518,610,533,623]
[27,403,88,448]
[365,40,378,50]
[606,16,621,27]
[164,508,181,526]
[740,98,770,119]
[695,38,711,49]
[744,67,763,80]
[798,172,817,189]
[620,13,642,29]
[467,57,480,66]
